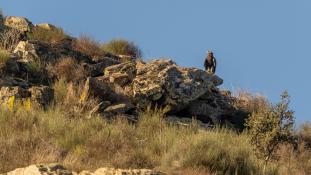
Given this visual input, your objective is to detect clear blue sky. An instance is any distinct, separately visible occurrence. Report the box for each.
[1,0,310,124]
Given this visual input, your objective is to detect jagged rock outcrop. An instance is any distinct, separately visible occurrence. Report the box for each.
[80,59,245,125]
[4,16,33,32]
[4,164,163,175]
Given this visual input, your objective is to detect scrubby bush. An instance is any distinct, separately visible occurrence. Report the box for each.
[72,35,104,58]
[0,28,21,51]
[27,26,68,43]
[246,91,295,164]
[25,59,42,74]
[101,39,142,60]
[48,57,86,83]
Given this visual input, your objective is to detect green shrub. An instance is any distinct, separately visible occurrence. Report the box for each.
[101,39,142,59]
[246,91,295,164]
[25,59,42,74]
[27,26,68,43]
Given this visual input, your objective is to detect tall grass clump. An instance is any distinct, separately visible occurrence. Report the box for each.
[101,39,142,60]
[27,26,68,43]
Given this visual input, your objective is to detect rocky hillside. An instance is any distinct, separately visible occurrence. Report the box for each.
[0,16,249,129]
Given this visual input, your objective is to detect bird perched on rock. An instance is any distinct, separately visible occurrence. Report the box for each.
[204,50,217,74]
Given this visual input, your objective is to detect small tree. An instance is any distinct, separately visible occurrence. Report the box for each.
[246,91,294,164]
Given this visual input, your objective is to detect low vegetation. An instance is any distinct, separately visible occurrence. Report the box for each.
[102,39,142,59]
[0,106,275,175]
[27,26,68,43]
[0,83,310,174]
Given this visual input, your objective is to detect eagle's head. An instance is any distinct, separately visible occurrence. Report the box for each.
[207,50,213,55]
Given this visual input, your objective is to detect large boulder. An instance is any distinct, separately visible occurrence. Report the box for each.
[4,16,33,32]
[131,59,223,111]
[83,59,225,117]
[98,59,223,111]
[13,41,39,62]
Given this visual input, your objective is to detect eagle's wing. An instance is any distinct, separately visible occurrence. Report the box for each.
[204,57,208,69]
[213,57,217,69]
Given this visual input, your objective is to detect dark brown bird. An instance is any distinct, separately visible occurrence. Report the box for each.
[204,51,217,74]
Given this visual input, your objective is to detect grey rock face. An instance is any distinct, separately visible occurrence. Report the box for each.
[4,16,33,32]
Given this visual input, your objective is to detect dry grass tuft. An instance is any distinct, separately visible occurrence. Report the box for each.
[48,57,86,83]
[72,35,104,58]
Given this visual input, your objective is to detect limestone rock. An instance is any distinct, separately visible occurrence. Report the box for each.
[132,59,223,111]
[35,23,58,31]
[104,61,136,86]
[4,16,33,32]
[83,57,120,77]
[13,41,38,62]
[29,86,54,107]
[93,167,161,175]
[0,86,30,104]
[0,85,54,109]
[6,164,72,175]
[104,103,134,114]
